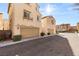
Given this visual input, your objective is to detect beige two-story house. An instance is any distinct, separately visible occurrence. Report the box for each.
[77,22,79,32]
[4,20,10,30]
[41,16,56,34]
[8,3,41,39]
[56,24,71,32]
[0,13,3,30]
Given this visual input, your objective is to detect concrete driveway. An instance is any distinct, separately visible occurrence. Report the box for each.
[59,33,79,56]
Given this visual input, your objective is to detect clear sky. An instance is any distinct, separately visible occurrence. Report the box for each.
[0,3,79,26]
[39,3,79,26]
[0,3,8,20]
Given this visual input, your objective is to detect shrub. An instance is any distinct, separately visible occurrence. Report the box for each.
[40,32,45,36]
[47,32,50,35]
[76,30,79,33]
[13,35,22,41]
[56,31,59,34]
[0,36,4,41]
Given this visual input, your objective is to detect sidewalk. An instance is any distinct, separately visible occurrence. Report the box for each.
[0,35,54,48]
[60,33,79,56]
[78,33,79,36]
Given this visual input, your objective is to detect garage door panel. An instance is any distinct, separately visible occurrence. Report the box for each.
[21,27,39,38]
[48,29,54,34]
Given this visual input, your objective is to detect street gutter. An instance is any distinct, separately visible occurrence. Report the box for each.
[0,34,55,48]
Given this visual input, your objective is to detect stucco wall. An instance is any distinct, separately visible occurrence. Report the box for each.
[4,20,9,30]
[41,16,56,34]
[0,13,3,30]
[77,23,79,32]
[8,3,41,36]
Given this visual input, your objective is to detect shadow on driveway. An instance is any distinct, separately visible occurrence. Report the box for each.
[0,35,74,56]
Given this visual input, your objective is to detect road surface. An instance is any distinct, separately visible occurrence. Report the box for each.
[0,33,79,56]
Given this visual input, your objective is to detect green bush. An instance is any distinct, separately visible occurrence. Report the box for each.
[13,35,22,41]
[76,30,79,33]
[56,31,59,34]
[0,36,4,41]
[47,32,50,35]
[40,32,45,36]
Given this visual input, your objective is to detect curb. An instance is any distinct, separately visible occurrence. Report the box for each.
[0,35,54,47]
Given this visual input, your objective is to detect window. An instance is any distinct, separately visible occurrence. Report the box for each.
[37,16,39,21]
[25,3,30,5]
[36,7,38,11]
[51,20,54,24]
[27,3,30,5]
[23,10,31,19]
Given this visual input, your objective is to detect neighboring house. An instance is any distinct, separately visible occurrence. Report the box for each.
[41,16,56,34]
[8,3,41,39]
[57,24,70,32]
[60,24,70,32]
[0,13,3,30]
[56,25,62,32]
[77,22,79,32]
[4,20,9,30]
[69,26,77,32]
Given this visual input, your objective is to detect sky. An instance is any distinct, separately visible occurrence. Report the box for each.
[0,3,8,19]
[39,3,79,26]
[0,3,79,26]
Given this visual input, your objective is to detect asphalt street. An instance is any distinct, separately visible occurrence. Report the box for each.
[0,33,79,56]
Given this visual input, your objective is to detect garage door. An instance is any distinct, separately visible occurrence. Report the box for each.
[20,27,39,38]
[48,29,54,34]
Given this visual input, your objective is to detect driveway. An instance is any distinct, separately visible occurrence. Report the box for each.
[0,35,73,56]
[59,33,79,56]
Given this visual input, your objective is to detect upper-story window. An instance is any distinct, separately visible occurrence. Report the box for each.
[27,3,30,5]
[23,10,31,20]
[36,7,38,11]
[37,16,39,21]
[51,20,55,24]
[25,3,30,5]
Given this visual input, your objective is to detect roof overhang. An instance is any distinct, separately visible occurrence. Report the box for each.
[0,13,3,14]
[7,3,11,13]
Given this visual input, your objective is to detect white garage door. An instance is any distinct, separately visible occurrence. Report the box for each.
[20,27,39,38]
[48,29,54,34]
